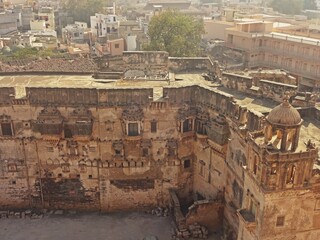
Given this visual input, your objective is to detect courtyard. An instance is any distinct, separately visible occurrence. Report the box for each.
[0,211,174,240]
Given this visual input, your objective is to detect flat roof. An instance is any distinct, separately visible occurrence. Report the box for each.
[265,32,320,46]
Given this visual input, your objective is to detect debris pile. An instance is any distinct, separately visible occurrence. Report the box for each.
[150,206,169,217]
[173,223,209,239]
[0,209,44,219]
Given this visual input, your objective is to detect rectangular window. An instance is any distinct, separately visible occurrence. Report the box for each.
[168,148,175,156]
[128,123,139,136]
[196,120,206,135]
[276,216,285,227]
[142,148,148,157]
[115,43,120,48]
[8,164,17,172]
[182,119,193,132]
[47,147,54,152]
[89,146,96,152]
[199,160,205,177]
[151,121,157,133]
[1,123,13,136]
[184,159,191,169]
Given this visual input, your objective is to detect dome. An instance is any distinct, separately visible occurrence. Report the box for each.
[266,96,302,126]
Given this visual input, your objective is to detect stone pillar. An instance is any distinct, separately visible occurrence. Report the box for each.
[291,127,300,151]
[280,130,288,151]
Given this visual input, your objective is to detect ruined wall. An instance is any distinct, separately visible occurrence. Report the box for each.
[258,80,297,103]
[221,71,301,104]
[186,200,224,232]
[168,57,216,74]
[221,72,253,92]
[123,51,169,77]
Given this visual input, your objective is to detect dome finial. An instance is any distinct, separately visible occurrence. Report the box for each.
[282,91,291,106]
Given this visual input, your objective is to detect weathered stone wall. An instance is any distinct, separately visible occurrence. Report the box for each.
[261,191,320,240]
[123,51,169,77]
[221,72,253,92]
[0,80,319,240]
[168,57,216,74]
[258,80,297,103]
[0,87,15,106]
[186,200,224,232]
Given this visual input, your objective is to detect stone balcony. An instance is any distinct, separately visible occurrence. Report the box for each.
[237,209,257,232]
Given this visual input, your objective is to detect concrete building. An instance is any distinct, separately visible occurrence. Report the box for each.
[33,7,55,30]
[225,21,320,91]
[20,6,33,31]
[0,11,21,35]
[62,23,86,44]
[90,13,119,40]
[0,52,319,240]
[94,38,125,56]
[30,19,46,31]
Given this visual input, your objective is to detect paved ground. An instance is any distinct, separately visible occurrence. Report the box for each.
[0,211,174,240]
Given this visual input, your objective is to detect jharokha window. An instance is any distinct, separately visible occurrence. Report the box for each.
[128,122,139,136]
[0,115,13,136]
[195,120,206,135]
[151,121,157,133]
[1,122,13,136]
[182,118,193,132]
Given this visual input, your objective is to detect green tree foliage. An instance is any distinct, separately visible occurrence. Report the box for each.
[145,10,204,57]
[62,0,106,25]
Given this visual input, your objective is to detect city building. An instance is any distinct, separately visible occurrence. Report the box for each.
[0,10,21,35]
[224,21,320,92]
[33,7,55,30]
[90,13,120,40]
[62,23,86,44]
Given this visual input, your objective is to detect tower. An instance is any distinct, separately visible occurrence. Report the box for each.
[237,94,318,240]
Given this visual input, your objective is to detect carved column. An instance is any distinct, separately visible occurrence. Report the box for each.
[280,130,288,151]
[291,127,300,151]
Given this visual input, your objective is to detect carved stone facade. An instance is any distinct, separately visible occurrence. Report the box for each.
[0,72,319,240]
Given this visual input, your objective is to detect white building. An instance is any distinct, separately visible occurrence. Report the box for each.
[62,22,86,44]
[30,20,46,31]
[33,7,55,30]
[90,13,119,39]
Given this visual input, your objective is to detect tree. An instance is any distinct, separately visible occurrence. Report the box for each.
[145,10,204,57]
[269,0,304,15]
[62,0,106,25]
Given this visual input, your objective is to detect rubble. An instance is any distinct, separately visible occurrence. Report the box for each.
[0,209,54,219]
[173,223,209,239]
[149,206,170,217]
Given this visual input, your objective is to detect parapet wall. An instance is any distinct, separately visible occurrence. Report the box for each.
[123,51,169,77]
[25,87,153,106]
[168,57,216,73]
